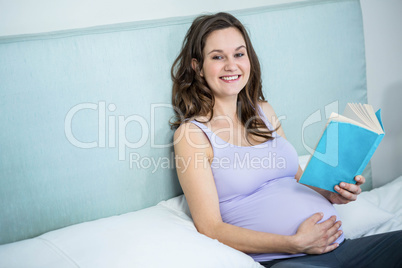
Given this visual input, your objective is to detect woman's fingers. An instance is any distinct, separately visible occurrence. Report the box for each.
[334,184,357,201]
[318,215,337,230]
[355,175,366,186]
[309,212,325,224]
[342,182,361,194]
[335,180,363,197]
[322,217,341,235]
[326,221,343,244]
[320,216,341,238]
[322,242,340,254]
[330,175,365,204]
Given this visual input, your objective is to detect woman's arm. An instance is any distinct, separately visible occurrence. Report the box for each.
[259,101,365,204]
[174,122,342,255]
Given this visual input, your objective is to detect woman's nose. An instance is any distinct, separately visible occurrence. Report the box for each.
[224,57,238,72]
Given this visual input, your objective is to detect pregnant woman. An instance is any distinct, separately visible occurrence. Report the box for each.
[171,12,402,267]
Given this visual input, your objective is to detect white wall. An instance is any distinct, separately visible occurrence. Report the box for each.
[360,0,402,187]
[0,0,306,36]
[1,0,401,186]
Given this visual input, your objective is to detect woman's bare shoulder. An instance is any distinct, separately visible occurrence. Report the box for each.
[258,101,277,125]
[257,100,287,138]
[258,100,276,116]
[173,120,212,155]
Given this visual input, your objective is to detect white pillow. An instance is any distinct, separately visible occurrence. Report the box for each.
[158,193,191,219]
[360,176,402,213]
[333,196,394,239]
[0,199,263,268]
[0,239,75,268]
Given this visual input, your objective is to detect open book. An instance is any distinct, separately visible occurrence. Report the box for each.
[299,103,385,192]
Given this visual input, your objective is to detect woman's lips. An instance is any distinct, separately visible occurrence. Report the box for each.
[220,75,241,82]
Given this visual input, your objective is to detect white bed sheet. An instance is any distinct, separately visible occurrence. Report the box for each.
[360,176,402,236]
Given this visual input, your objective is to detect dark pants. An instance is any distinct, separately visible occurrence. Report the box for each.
[259,231,402,268]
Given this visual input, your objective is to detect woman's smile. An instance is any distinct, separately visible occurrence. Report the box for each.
[220,75,241,82]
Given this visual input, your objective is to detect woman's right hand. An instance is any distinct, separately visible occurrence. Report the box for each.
[291,213,343,255]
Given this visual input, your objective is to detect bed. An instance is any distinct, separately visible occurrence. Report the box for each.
[1,168,401,267]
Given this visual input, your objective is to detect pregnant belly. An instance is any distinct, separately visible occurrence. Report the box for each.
[220,177,344,243]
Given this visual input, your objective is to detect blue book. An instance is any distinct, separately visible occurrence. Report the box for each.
[299,103,385,192]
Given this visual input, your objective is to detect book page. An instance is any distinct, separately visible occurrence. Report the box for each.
[342,103,383,134]
[329,112,383,134]
[358,103,379,129]
[343,103,372,128]
[363,104,383,132]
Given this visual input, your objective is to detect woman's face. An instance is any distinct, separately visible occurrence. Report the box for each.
[201,27,251,99]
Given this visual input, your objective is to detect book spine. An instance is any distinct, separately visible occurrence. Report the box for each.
[355,133,384,176]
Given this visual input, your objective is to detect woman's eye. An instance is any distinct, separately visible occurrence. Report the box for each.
[212,55,223,60]
[235,53,244,57]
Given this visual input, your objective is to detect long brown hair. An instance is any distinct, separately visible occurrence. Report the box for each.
[171,12,277,142]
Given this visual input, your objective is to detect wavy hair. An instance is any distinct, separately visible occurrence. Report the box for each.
[170,12,277,142]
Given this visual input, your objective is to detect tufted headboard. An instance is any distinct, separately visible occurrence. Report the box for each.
[0,0,370,245]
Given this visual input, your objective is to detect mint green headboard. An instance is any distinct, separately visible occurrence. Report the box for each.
[0,0,369,244]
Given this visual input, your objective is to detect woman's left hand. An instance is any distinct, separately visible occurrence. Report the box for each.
[328,175,365,204]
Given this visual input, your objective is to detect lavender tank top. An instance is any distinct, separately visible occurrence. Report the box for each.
[190,106,344,262]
